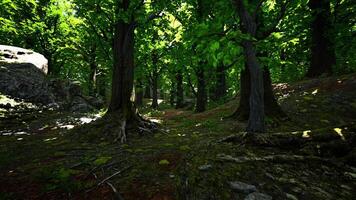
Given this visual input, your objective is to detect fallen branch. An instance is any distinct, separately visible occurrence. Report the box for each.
[98,165,132,186]
[106,182,125,200]
[216,154,342,167]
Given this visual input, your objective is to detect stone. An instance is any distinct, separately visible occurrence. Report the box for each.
[0,45,102,112]
[0,62,55,104]
[0,45,48,74]
[228,181,257,193]
[70,96,94,113]
[244,192,272,200]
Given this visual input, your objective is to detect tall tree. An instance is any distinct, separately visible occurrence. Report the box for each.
[233,0,265,132]
[105,0,164,142]
[306,0,336,77]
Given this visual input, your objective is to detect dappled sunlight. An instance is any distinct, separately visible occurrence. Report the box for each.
[43,137,58,142]
[334,128,345,140]
[2,131,30,136]
[150,118,163,124]
[302,130,311,138]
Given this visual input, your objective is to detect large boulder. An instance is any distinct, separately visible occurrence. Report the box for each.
[0,45,102,112]
[0,62,55,105]
[0,45,48,74]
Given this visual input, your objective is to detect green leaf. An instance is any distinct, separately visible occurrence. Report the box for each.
[94,156,112,165]
[159,159,170,165]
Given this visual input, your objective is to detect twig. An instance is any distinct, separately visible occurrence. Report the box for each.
[98,166,132,186]
[106,182,125,200]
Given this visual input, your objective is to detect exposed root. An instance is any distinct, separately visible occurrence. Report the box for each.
[217,153,332,164]
[114,120,126,143]
[106,182,125,200]
[70,111,160,143]
[219,124,356,165]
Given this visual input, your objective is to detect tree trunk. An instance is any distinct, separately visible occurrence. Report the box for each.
[151,51,159,109]
[144,83,151,98]
[214,65,227,100]
[306,0,336,77]
[170,82,175,107]
[234,0,265,132]
[243,41,265,132]
[231,65,286,121]
[107,17,135,120]
[195,66,206,112]
[135,81,144,107]
[84,0,156,143]
[232,65,250,120]
[176,69,184,108]
[88,45,97,96]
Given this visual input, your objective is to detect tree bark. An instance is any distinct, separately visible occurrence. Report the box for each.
[107,1,136,121]
[231,65,286,121]
[170,81,176,107]
[135,81,143,107]
[144,82,151,98]
[234,0,265,132]
[176,69,184,108]
[88,44,97,96]
[232,65,250,120]
[195,66,206,112]
[306,0,336,77]
[213,65,227,100]
[151,51,159,109]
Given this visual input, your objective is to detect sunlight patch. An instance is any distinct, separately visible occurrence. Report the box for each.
[80,117,94,124]
[312,89,318,95]
[150,118,162,124]
[60,125,75,129]
[334,128,345,140]
[44,137,57,142]
[302,130,311,138]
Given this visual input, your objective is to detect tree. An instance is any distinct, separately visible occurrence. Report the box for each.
[306,0,336,77]
[233,0,266,132]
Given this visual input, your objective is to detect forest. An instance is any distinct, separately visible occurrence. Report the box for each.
[0,0,355,199]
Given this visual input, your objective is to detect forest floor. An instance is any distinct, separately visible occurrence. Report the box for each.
[1,74,356,200]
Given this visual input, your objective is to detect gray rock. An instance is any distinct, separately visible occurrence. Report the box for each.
[0,45,102,112]
[70,96,94,113]
[244,192,272,200]
[229,181,257,193]
[0,45,48,74]
[0,62,55,104]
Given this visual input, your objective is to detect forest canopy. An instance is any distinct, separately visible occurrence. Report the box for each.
[0,0,355,132]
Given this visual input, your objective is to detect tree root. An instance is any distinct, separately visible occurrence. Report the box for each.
[70,111,159,143]
[219,124,356,165]
[220,124,355,148]
[217,153,331,164]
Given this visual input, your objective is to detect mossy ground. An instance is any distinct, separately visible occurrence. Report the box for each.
[1,74,356,200]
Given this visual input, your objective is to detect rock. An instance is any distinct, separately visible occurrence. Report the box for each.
[85,96,105,109]
[70,96,94,113]
[0,45,48,74]
[244,192,272,200]
[0,45,102,112]
[0,62,55,104]
[228,181,257,193]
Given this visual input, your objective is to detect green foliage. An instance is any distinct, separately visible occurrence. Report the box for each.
[94,156,112,165]
[158,159,170,165]
[0,0,354,108]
